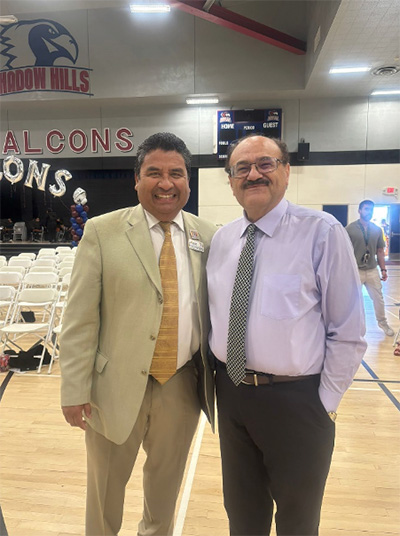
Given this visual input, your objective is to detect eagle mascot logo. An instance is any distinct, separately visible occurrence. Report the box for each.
[0,19,78,69]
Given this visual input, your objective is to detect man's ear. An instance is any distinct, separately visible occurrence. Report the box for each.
[134,174,139,191]
[285,163,290,189]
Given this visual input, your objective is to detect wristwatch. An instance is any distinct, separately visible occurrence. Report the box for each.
[327,411,337,422]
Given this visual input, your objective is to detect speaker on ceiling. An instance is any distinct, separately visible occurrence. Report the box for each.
[297,142,310,162]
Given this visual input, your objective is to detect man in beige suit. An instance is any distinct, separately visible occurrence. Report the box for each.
[60,132,216,536]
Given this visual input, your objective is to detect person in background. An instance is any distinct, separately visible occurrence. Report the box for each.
[59,132,216,536]
[346,200,394,337]
[0,218,13,242]
[207,134,367,535]
[45,209,58,243]
[380,218,390,255]
[26,217,42,241]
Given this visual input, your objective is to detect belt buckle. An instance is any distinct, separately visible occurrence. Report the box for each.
[241,373,259,386]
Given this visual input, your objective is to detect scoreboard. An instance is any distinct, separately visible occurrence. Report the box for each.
[217,109,282,160]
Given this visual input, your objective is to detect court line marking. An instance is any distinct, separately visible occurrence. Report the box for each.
[0,371,14,402]
[353,378,400,383]
[350,387,400,392]
[173,412,207,536]
[361,360,400,411]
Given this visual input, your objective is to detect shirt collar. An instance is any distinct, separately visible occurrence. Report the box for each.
[241,198,288,237]
[143,208,185,232]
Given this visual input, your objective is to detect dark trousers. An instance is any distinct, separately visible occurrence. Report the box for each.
[216,363,335,536]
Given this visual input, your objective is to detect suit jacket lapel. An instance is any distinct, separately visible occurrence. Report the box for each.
[183,213,202,297]
[126,205,162,293]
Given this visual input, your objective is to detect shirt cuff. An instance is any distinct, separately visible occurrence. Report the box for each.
[318,385,344,413]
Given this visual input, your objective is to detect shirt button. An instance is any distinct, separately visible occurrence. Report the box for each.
[141,370,147,375]
[158,296,163,304]
[150,334,156,340]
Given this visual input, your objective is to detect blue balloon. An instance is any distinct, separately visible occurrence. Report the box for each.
[81,210,87,217]
[71,241,77,247]
[76,228,83,236]
[76,204,83,213]
[70,217,76,224]
[72,223,79,230]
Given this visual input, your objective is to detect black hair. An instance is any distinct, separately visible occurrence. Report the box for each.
[135,132,191,178]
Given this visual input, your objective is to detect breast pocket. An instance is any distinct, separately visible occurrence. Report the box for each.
[261,274,301,320]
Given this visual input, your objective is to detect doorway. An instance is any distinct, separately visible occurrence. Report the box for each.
[373,204,400,259]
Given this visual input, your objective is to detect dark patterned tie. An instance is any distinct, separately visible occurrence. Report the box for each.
[226,224,256,385]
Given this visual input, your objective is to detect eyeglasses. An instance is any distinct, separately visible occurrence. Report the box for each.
[230,156,285,179]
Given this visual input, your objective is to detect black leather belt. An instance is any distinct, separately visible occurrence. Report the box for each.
[216,359,317,386]
[242,371,315,386]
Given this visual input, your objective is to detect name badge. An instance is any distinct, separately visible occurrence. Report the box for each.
[188,239,204,252]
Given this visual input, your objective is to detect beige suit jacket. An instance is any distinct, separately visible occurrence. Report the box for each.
[60,205,217,445]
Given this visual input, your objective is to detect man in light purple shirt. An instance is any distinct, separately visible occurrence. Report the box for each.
[207,134,367,536]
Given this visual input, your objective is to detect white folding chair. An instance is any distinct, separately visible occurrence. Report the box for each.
[18,252,37,260]
[23,272,59,289]
[0,256,7,263]
[58,266,73,278]
[29,266,58,274]
[0,286,17,329]
[0,271,24,292]
[56,254,75,264]
[58,261,75,272]
[0,259,7,268]
[8,257,32,270]
[49,273,72,373]
[48,323,63,374]
[32,258,57,268]
[0,266,26,276]
[0,287,59,373]
[0,274,22,334]
[38,248,56,257]
[56,246,72,254]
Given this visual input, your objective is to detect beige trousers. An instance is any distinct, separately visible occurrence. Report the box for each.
[85,362,200,536]
[358,268,387,323]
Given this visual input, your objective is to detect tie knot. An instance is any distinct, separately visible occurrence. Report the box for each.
[160,221,172,234]
[247,224,256,237]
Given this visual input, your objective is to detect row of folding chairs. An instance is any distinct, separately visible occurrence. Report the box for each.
[0,270,71,373]
[4,254,75,269]
[0,264,74,279]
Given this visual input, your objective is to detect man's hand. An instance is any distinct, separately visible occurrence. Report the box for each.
[62,404,92,431]
[380,269,388,282]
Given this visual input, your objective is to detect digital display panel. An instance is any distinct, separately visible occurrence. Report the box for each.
[217,109,282,160]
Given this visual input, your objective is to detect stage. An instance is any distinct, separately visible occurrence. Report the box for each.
[0,241,73,259]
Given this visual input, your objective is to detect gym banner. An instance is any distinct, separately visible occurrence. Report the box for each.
[0,15,92,97]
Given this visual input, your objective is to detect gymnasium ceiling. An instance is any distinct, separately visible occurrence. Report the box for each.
[0,0,399,104]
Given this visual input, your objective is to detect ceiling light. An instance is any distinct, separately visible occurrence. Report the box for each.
[371,90,400,96]
[186,97,219,105]
[0,15,18,24]
[130,4,170,13]
[329,66,370,74]
[372,66,399,77]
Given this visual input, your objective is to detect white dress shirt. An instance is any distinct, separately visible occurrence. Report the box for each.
[144,209,200,368]
[207,199,367,412]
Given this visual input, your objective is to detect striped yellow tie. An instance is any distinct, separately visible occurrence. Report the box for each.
[150,221,179,384]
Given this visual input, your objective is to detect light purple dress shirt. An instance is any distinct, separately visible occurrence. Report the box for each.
[207,199,367,412]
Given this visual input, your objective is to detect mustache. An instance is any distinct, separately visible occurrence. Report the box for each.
[242,178,271,189]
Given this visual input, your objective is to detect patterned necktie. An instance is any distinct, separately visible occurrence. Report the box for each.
[150,222,179,384]
[226,223,256,385]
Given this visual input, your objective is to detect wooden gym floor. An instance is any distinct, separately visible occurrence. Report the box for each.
[0,267,399,536]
